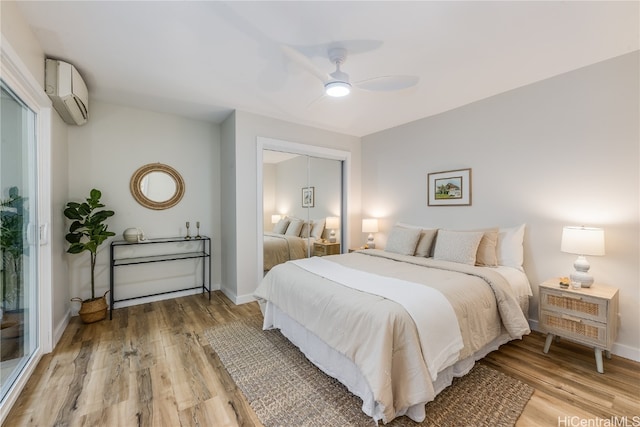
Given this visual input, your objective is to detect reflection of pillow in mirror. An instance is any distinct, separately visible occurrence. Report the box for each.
[285,219,304,236]
[433,230,484,265]
[300,221,311,238]
[385,226,422,256]
[272,218,290,234]
[311,219,325,239]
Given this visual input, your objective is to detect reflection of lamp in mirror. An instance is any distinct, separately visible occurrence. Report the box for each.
[362,219,378,249]
[560,226,605,288]
[326,216,340,243]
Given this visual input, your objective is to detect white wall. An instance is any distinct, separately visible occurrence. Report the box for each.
[361,52,639,360]
[67,101,221,311]
[222,110,361,303]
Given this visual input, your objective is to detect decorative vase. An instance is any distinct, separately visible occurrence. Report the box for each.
[123,227,143,243]
[71,290,109,323]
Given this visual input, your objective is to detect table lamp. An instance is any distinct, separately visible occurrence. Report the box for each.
[560,226,605,288]
[362,219,379,249]
[326,216,340,243]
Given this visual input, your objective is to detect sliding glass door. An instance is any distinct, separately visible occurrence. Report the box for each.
[0,82,39,404]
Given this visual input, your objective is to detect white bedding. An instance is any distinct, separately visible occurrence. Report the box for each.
[254,250,532,423]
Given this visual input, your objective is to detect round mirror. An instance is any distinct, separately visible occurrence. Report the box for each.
[130,163,184,210]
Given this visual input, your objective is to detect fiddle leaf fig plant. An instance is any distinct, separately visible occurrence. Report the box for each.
[64,189,115,300]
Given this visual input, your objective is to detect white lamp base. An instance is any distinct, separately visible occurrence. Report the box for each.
[329,230,336,243]
[570,255,594,288]
[366,233,375,249]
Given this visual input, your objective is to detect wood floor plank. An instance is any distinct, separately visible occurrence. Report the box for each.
[4,291,638,427]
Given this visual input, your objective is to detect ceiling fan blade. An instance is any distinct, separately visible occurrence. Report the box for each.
[281,45,330,83]
[355,75,419,92]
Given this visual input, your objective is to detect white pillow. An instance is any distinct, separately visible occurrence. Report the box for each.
[310,219,325,239]
[285,218,304,236]
[385,226,422,256]
[497,224,526,270]
[396,223,438,257]
[272,218,290,234]
[433,230,484,265]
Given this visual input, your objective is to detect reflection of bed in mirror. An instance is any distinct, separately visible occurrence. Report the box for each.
[263,217,325,272]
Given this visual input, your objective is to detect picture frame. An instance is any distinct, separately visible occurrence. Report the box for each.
[427,168,472,206]
[302,186,315,208]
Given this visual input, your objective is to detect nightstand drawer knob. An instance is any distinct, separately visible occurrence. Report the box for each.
[561,293,583,301]
[561,314,583,323]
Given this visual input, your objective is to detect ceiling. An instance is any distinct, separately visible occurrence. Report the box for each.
[17,1,639,137]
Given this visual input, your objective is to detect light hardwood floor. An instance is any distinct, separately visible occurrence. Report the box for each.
[4,291,639,426]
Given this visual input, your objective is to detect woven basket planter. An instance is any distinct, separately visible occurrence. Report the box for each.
[72,291,109,324]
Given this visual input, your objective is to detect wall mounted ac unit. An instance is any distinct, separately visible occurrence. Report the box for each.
[44,59,88,125]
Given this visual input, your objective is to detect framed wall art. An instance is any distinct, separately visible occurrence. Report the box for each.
[302,186,315,208]
[427,168,472,206]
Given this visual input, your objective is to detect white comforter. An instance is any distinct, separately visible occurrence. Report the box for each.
[254,250,530,423]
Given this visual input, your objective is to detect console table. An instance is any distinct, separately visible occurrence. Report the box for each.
[109,236,211,319]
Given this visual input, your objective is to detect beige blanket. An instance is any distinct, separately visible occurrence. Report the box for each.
[254,250,530,423]
[262,232,309,271]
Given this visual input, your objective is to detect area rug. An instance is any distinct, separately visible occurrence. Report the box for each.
[204,316,533,427]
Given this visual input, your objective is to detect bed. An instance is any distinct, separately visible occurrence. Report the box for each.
[254,224,532,424]
[263,217,325,272]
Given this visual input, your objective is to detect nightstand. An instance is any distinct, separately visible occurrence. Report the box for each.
[313,241,340,256]
[538,279,619,373]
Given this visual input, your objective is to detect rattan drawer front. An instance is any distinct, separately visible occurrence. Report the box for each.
[540,288,607,323]
[540,309,607,347]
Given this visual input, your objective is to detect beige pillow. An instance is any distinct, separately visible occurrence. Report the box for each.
[433,230,484,265]
[285,218,304,236]
[475,228,499,267]
[300,221,311,238]
[396,223,438,257]
[385,226,422,256]
[272,218,290,234]
[415,229,438,257]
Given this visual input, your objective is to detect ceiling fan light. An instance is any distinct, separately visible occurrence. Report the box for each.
[325,81,352,97]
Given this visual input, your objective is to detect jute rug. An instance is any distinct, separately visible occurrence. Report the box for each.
[204,316,533,427]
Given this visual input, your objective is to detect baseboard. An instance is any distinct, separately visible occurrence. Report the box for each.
[53,308,71,349]
[219,287,256,305]
[529,318,639,362]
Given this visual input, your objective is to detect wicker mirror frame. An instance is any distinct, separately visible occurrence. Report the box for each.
[130,163,185,210]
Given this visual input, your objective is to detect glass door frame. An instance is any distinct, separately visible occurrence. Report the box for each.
[256,136,350,287]
[1,38,53,420]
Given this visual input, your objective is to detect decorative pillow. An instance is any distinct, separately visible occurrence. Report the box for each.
[300,221,311,238]
[272,218,290,234]
[433,230,484,265]
[385,226,422,256]
[497,224,526,270]
[475,228,499,267]
[396,223,438,257]
[285,218,304,236]
[310,219,325,240]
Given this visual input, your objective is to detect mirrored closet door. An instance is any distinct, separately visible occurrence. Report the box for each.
[261,147,344,274]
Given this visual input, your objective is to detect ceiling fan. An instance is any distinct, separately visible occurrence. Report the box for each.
[282,45,419,98]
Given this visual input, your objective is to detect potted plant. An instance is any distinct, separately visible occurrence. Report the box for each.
[64,189,115,323]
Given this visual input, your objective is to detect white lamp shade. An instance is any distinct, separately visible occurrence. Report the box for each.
[271,214,281,224]
[362,219,379,233]
[326,216,340,229]
[561,226,605,256]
